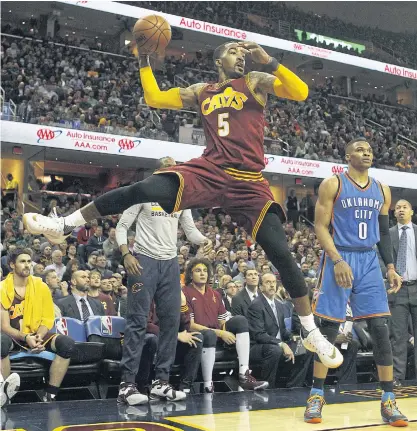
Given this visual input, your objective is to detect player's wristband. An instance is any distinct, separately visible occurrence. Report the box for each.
[122,251,131,260]
[333,258,344,266]
[264,57,280,74]
[24,333,29,342]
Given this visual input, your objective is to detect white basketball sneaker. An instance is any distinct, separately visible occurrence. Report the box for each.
[149,380,186,401]
[0,373,20,407]
[23,213,70,244]
[302,328,344,369]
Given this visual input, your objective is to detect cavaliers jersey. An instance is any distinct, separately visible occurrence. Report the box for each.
[9,294,25,331]
[332,173,384,249]
[198,73,265,172]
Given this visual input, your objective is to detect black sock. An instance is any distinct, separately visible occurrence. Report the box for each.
[380,381,393,393]
[312,377,325,391]
[46,384,59,397]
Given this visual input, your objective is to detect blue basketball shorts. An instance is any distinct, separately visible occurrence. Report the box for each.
[312,248,390,322]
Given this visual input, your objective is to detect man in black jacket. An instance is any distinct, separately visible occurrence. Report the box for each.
[57,270,105,320]
[247,272,311,388]
[231,269,259,318]
[388,200,417,386]
[86,225,107,256]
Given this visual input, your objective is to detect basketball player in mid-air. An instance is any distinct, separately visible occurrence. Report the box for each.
[24,40,343,369]
[305,138,408,427]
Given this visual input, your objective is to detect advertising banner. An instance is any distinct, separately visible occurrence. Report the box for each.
[58,0,417,80]
[2,121,416,189]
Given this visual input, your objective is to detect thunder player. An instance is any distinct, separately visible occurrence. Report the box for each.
[305,138,408,427]
[24,41,342,368]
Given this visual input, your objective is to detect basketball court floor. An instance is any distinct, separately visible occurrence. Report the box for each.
[2,382,417,431]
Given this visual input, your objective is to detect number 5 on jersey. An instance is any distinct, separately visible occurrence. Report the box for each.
[218,113,229,137]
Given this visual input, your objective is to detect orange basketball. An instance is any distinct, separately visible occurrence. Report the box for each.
[132,15,171,55]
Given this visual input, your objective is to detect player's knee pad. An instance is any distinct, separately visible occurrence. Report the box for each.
[226,315,249,334]
[54,335,76,359]
[314,320,340,364]
[256,212,308,299]
[366,317,392,366]
[0,334,13,359]
[201,329,217,348]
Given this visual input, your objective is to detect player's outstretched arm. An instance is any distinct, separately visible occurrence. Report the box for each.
[238,42,308,103]
[315,176,354,288]
[139,55,205,110]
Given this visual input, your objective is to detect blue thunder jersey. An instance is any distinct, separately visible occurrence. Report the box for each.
[331,173,384,249]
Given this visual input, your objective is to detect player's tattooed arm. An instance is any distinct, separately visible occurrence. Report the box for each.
[249,70,308,104]
[239,41,308,102]
[139,54,204,110]
[179,83,207,109]
[248,72,275,105]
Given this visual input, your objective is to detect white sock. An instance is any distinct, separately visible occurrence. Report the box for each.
[201,347,215,384]
[299,314,317,332]
[236,332,250,375]
[64,210,87,228]
[204,381,212,389]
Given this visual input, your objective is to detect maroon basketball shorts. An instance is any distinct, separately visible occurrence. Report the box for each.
[155,157,286,240]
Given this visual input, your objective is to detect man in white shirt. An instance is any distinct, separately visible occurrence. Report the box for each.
[45,250,65,280]
[389,200,417,386]
[115,156,212,406]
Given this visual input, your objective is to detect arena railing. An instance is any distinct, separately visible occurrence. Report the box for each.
[328,93,416,112]
[1,33,131,60]
[299,214,314,228]
[363,118,417,152]
[174,75,190,88]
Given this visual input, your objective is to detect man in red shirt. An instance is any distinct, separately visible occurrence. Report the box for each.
[88,270,116,316]
[183,258,268,393]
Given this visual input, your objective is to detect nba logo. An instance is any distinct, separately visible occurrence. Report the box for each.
[56,318,69,336]
[101,316,113,335]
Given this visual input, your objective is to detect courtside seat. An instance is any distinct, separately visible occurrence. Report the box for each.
[52,318,104,392]
[53,317,105,364]
[10,355,49,385]
[213,346,238,373]
[85,316,126,382]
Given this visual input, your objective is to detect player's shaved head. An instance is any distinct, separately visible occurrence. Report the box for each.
[213,42,239,62]
[345,138,370,154]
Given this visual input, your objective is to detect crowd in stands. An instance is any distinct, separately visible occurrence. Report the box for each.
[2,27,417,172]
[131,1,417,68]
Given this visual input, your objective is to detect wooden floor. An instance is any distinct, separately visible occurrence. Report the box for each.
[169,397,417,431]
[2,382,417,431]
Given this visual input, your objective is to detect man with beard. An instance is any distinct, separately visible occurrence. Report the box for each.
[1,249,75,402]
[57,270,104,320]
[31,237,42,262]
[88,270,116,316]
